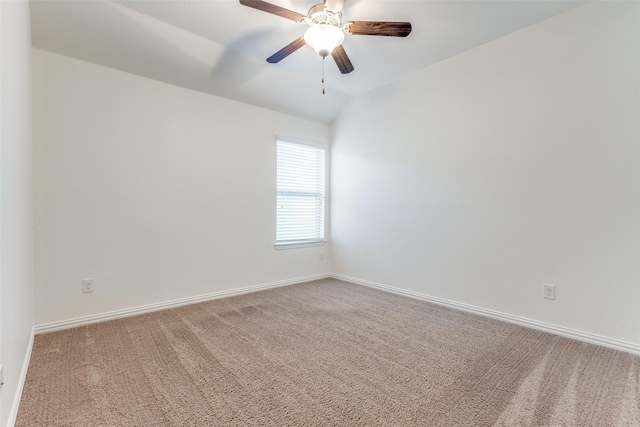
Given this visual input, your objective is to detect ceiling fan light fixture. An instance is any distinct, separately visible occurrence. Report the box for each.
[304,24,344,57]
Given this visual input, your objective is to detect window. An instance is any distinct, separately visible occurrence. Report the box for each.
[276,139,326,246]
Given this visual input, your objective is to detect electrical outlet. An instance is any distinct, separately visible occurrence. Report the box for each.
[543,284,556,300]
[82,278,94,293]
[319,251,324,260]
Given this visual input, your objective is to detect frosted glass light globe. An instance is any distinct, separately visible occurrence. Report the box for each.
[304,24,345,58]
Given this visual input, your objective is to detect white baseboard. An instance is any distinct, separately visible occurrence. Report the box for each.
[7,327,35,427]
[332,273,640,356]
[33,272,640,356]
[34,274,330,335]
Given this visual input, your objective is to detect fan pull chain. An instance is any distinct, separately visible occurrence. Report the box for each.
[321,56,326,95]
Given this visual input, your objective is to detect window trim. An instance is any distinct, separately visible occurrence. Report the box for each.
[274,137,328,249]
[274,240,326,250]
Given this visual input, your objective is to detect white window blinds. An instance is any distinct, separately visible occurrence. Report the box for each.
[276,140,326,245]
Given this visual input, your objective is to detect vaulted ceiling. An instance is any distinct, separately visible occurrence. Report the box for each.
[30,0,585,124]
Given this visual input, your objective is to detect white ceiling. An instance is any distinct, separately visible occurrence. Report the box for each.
[30,0,586,124]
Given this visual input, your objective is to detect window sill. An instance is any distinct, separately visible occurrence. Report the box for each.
[274,240,327,250]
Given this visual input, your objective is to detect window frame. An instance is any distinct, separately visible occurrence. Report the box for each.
[275,137,328,250]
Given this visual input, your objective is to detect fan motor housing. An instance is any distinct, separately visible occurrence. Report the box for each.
[307,3,341,26]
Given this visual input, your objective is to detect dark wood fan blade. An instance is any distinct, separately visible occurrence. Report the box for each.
[347,21,412,37]
[239,0,305,22]
[324,0,346,13]
[331,45,354,74]
[267,37,306,63]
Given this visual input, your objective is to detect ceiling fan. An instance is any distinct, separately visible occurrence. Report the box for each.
[238,0,412,77]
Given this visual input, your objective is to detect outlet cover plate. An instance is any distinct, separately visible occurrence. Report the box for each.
[82,278,94,293]
[543,284,556,300]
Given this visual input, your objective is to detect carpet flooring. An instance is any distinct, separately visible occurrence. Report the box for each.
[16,279,640,426]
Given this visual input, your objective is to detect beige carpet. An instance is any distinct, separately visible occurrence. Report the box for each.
[16,279,640,426]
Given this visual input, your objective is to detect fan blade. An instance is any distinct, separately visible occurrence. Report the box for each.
[267,37,306,63]
[346,21,412,37]
[331,45,354,74]
[239,0,305,22]
[324,0,346,13]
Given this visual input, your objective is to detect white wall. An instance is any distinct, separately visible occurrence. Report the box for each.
[0,1,34,425]
[33,49,329,326]
[331,2,640,346]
